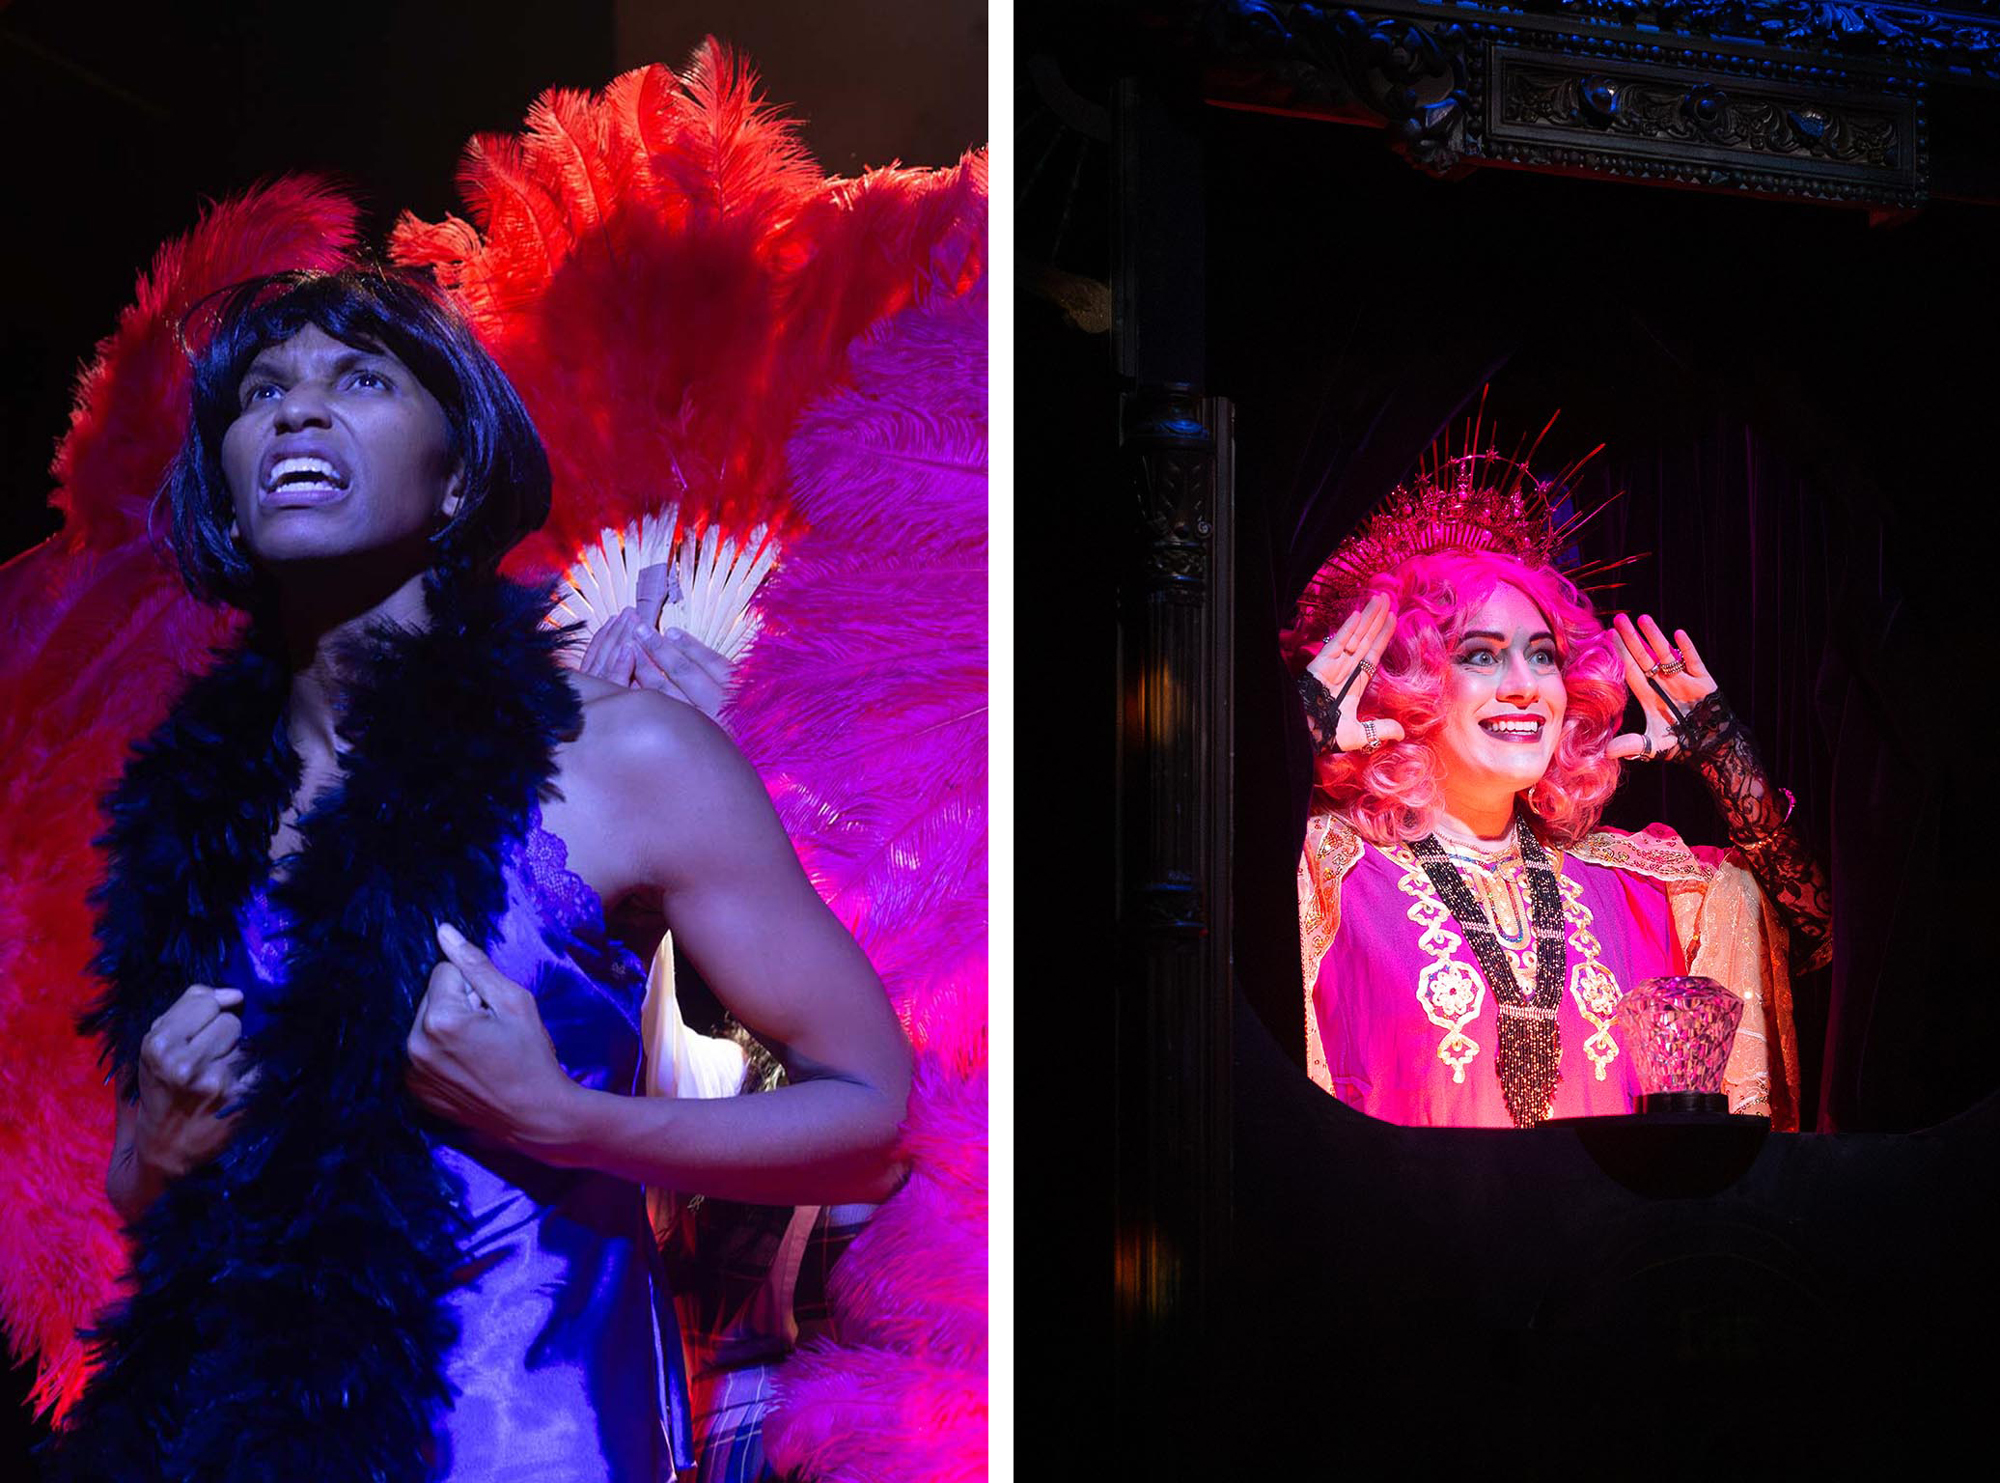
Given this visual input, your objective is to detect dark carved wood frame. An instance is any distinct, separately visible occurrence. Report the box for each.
[1115,386,1234,1474]
[1193,0,2000,207]
[1109,55,1239,1479]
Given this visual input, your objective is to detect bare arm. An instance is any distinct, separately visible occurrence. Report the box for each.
[106,1082,170,1224]
[414,695,916,1207]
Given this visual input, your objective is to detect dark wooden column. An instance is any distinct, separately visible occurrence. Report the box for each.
[1112,60,1234,1476]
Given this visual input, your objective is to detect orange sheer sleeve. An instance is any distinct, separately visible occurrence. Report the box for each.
[1570,825,1802,1130]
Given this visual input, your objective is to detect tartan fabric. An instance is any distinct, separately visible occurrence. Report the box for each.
[687,1364,781,1483]
[668,1202,869,1481]
[789,1207,865,1339]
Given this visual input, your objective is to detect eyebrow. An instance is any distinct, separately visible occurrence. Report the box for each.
[1459,630,1556,644]
[243,345,393,380]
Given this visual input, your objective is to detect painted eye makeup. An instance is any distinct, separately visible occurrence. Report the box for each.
[1455,643,1562,668]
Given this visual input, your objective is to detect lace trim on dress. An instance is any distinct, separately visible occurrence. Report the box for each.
[522,797,608,936]
[522,798,652,1008]
[247,800,647,993]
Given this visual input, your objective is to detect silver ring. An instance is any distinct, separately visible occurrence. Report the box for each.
[1658,656,1686,676]
[1356,658,1375,677]
[1642,662,1662,678]
[1363,719,1381,753]
[1640,734,1654,761]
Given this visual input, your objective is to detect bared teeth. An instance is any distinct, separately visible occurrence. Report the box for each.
[267,456,344,490]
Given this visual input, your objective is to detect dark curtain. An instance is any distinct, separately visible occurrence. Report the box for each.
[1212,104,2000,1133]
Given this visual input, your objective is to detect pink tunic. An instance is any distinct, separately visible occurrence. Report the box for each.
[1310,835,1689,1126]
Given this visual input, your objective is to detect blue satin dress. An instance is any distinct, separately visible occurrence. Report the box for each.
[222,800,696,1482]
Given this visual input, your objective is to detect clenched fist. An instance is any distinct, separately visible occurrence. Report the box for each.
[405,922,581,1159]
[109,983,260,1220]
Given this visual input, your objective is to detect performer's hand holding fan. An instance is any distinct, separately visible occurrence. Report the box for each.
[555,502,781,714]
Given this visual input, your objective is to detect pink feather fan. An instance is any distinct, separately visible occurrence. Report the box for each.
[739,279,989,1483]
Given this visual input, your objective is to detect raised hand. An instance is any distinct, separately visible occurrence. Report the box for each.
[1303,593,1407,754]
[630,625,734,721]
[1606,612,1720,761]
[405,923,580,1158]
[577,608,643,687]
[575,608,735,722]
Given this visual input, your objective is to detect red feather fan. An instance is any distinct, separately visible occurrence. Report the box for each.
[390,42,984,584]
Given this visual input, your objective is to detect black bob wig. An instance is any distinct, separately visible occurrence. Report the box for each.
[160,266,552,608]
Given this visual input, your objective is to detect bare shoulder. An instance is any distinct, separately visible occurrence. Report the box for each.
[551,672,717,773]
[568,681,742,780]
[563,670,628,709]
[543,675,768,907]
[545,672,640,806]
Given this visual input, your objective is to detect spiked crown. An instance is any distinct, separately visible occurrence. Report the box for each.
[1294,401,1642,642]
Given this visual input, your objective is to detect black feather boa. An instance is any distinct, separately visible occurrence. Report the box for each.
[48,570,582,1482]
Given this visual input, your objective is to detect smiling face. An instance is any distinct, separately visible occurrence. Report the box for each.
[219,322,460,572]
[1430,582,1569,810]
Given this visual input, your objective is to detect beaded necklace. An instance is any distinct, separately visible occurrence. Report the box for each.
[1441,845,1532,949]
[1411,815,1567,1127]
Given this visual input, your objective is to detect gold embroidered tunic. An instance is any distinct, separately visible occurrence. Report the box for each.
[1297,812,1802,1129]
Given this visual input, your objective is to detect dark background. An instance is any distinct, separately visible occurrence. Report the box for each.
[0,0,984,1458]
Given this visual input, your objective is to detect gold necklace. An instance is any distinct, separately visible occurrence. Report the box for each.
[1435,817,1565,954]
[1449,851,1530,949]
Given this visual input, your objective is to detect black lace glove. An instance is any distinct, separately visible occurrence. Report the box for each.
[1294,594,1407,757]
[1298,669,1345,754]
[1671,690,1833,974]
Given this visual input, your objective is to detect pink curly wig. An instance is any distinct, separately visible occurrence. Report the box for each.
[1310,550,1626,846]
